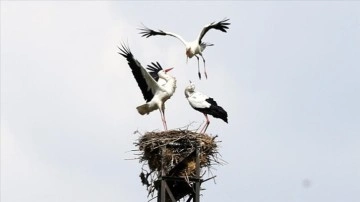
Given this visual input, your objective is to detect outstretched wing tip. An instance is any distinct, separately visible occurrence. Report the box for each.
[117,42,134,59]
[146,61,163,71]
[198,18,231,43]
[138,23,152,38]
[222,17,230,22]
[138,26,152,38]
[138,25,167,38]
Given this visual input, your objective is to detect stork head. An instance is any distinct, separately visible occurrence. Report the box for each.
[185,47,192,63]
[185,48,191,57]
[189,80,195,90]
[158,68,175,81]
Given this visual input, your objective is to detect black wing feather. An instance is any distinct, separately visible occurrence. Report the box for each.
[118,43,155,102]
[199,18,230,44]
[194,97,228,123]
[146,62,163,82]
[205,97,218,106]
[139,25,167,38]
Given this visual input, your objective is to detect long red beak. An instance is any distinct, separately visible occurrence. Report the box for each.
[164,68,174,73]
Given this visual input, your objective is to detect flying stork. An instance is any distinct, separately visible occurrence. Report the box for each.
[139,18,230,80]
[118,43,177,131]
[184,81,228,133]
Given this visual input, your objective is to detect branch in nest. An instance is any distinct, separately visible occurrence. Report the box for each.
[134,129,224,201]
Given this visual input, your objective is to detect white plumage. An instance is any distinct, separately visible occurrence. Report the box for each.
[186,89,211,109]
[118,43,176,130]
[140,18,230,79]
[185,82,228,133]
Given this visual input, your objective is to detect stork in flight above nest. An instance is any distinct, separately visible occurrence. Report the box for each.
[139,18,230,80]
[118,43,177,131]
[185,81,228,133]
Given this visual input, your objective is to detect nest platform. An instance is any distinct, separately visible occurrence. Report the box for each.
[134,129,222,201]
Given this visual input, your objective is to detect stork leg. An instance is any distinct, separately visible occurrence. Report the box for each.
[195,55,201,79]
[159,108,167,131]
[200,114,210,134]
[162,109,167,130]
[199,54,207,79]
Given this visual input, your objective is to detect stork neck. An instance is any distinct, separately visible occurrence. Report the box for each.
[184,89,194,98]
[167,77,176,94]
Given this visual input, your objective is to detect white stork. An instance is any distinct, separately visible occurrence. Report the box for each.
[118,43,177,130]
[184,81,228,133]
[139,18,230,80]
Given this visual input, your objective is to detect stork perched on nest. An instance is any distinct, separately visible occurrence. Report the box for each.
[139,18,230,80]
[118,43,177,131]
[185,81,228,133]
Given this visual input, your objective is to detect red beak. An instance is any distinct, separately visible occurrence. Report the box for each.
[164,68,174,73]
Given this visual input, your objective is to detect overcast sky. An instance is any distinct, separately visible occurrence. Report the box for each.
[1,1,360,202]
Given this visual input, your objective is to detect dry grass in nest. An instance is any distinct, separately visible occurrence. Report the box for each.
[133,129,224,201]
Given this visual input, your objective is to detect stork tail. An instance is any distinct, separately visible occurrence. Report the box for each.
[136,104,151,115]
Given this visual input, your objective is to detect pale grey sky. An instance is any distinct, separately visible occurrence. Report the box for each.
[1,1,360,202]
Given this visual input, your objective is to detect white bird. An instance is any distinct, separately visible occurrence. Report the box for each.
[184,81,228,133]
[139,18,230,80]
[118,43,177,131]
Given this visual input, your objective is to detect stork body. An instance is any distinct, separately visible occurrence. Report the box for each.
[184,82,228,133]
[140,18,230,79]
[118,44,176,130]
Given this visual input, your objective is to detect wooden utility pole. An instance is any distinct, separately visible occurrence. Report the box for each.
[157,142,202,202]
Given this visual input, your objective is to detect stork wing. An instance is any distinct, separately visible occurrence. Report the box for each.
[139,25,187,46]
[146,62,162,82]
[187,91,211,109]
[118,43,160,102]
[147,62,168,86]
[197,18,230,44]
[204,97,218,106]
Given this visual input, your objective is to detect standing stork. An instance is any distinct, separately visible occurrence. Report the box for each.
[118,43,177,130]
[139,18,230,80]
[184,81,228,133]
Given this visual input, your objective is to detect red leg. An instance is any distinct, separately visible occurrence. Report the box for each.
[163,109,167,130]
[159,109,167,131]
[200,114,210,134]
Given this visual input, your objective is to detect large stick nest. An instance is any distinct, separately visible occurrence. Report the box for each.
[133,129,223,201]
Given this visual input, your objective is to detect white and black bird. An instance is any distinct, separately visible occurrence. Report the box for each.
[118,43,177,131]
[184,82,228,133]
[139,18,230,80]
